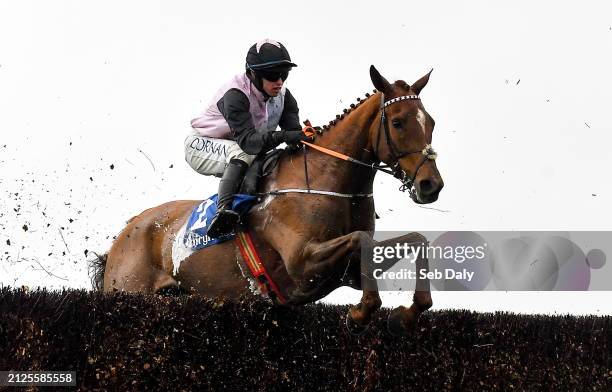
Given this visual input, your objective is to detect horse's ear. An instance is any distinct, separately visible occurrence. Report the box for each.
[411,69,433,95]
[370,65,391,93]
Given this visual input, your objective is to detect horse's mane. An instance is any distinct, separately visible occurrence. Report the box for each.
[317,80,409,134]
[315,89,377,134]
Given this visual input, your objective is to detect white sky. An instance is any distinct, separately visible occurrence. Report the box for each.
[1,0,611,315]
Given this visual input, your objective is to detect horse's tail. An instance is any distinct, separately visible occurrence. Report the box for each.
[87,214,143,292]
[88,251,108,291]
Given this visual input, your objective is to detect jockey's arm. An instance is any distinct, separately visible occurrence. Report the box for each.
[218,89,283,155]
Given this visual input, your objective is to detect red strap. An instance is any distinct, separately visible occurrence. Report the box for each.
[235,232,287,304]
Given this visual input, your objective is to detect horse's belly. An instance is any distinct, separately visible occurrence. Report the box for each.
[174,241,252,298]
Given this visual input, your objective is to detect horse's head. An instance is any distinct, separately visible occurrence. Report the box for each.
[369,65,444,204]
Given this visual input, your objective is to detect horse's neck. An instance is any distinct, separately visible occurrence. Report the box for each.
[299,94,381,193]
[316,94,380,161]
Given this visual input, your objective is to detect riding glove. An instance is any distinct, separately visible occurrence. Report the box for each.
[274,130,313,145]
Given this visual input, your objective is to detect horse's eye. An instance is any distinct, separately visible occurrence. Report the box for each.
[391,119,402,129]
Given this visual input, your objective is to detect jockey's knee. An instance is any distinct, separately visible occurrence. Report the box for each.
[227,146,255,166]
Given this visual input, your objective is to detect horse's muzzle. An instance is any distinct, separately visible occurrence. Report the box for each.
[414,177,444,204]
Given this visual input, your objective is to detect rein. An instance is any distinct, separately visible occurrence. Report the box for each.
[300,141,397,176]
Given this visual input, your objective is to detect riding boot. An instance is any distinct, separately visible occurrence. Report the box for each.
[206,159,248,238]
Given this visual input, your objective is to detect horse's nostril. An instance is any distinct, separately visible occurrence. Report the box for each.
[418,179,434,195]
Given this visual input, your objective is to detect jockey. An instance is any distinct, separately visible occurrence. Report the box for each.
[185,39,313,238]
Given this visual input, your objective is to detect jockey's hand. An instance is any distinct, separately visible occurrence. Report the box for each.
[276,129,313,145]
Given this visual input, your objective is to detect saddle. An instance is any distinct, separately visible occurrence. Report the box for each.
[239,148,284,195]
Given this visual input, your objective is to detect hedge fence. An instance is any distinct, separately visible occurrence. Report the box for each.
[0,288,610,391]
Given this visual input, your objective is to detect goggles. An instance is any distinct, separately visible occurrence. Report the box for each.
[257,69,290,82]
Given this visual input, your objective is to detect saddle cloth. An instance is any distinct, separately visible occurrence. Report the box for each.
[182,193,258,250]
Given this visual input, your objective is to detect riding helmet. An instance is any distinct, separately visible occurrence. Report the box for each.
[245,39,297,71]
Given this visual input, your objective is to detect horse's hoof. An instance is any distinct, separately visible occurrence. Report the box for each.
[387,306,417,337]
[345,314,369,336]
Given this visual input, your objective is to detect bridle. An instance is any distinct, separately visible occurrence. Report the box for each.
[373,93,438,197]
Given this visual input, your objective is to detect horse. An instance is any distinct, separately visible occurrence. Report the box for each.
[91,65,444,335]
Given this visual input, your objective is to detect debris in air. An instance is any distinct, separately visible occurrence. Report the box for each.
[138,149,156,172]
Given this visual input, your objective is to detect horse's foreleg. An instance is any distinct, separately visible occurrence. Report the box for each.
[346,289,382,335]
[386,232,433,336]
[346,232,433,335]
[283,230,433,335]
[336,231,433,336]
[281,231,384,333]
[285,231,373,303]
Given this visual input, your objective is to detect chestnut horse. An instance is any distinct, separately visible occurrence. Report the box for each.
[92,66,444,335]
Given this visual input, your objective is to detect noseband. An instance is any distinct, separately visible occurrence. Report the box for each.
[375,93,438,197]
